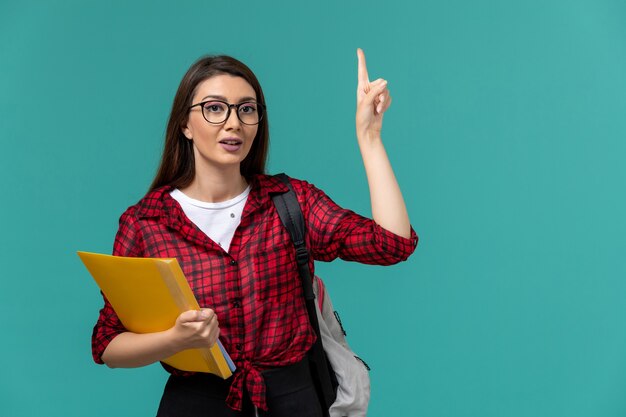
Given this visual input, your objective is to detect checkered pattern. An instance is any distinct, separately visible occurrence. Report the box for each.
[92,174,418,411]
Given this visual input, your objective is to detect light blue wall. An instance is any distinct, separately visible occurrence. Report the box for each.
[1,1,626,416]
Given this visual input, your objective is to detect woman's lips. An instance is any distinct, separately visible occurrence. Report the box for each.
[220,143,242,152]
[219,139,243,152]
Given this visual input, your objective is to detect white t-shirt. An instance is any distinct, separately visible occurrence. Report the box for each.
[170,186,251,253]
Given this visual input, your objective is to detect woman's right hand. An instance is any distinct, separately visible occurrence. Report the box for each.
[170,308,220,350]
[101,308,220,368]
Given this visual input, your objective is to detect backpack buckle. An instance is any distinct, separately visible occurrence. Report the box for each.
[295,245,309,263]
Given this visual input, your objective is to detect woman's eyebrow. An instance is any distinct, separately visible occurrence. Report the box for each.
[201,94,257,102]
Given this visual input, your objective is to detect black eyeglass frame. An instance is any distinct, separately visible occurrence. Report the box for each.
[188,100,266,126]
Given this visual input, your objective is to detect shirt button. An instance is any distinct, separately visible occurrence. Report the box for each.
[235,344,243,351]
[230,259,237,266]
[232,300,241,308]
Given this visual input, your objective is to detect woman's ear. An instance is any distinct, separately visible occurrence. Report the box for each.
[182,125,193,140]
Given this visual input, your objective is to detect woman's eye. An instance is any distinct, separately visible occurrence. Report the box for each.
[203,102,226,113]
[239,103,257,114]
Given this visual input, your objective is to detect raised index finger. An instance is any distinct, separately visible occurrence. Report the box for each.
[357,48,369,88]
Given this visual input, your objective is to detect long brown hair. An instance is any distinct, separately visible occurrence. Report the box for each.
[149,55,269,191]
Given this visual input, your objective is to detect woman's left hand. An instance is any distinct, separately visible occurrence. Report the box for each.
[355,48,392,141]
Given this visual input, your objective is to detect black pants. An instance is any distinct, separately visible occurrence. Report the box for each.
[156,357,323,417]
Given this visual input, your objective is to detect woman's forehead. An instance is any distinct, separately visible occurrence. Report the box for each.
[194,74,256,101]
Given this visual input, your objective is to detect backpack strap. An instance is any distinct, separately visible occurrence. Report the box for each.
[314,276,325,311]
[271,174,314,301]
[271,173,337,413]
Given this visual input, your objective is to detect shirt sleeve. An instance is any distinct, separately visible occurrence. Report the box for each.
[297,180,418,264]
[91,208,143,364]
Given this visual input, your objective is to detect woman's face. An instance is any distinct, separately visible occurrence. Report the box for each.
[183,74,259,173]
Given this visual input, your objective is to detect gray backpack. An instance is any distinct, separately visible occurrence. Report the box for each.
[314,276,371,417]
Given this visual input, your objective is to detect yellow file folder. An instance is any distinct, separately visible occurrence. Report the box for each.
[78,251,234,378]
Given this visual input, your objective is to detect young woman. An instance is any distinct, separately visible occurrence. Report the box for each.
[92,49,417,417]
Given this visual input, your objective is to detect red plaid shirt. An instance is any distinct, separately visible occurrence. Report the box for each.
[92,174,417,410]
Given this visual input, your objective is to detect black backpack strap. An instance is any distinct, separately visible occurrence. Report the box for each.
[271,173,314,301]
[271,173,337,413]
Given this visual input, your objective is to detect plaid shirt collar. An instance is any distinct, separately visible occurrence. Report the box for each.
[134,174,289,221]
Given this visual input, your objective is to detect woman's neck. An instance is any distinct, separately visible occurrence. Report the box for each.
[180,166,249,203]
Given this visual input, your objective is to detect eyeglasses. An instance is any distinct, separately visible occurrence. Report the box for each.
[188,100,265,125]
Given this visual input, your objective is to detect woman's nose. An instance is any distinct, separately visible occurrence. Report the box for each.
[223,107,242,130]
